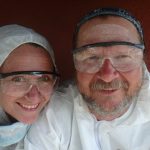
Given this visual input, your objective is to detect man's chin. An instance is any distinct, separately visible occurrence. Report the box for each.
[82,92,136,119]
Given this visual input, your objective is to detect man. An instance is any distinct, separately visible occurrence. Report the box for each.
[25,8,150,150]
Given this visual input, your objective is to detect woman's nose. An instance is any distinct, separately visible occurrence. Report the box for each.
[25,85,42,101]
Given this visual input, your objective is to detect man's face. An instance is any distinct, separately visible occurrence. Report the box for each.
[75,16,144,120]
[0,44,55,124]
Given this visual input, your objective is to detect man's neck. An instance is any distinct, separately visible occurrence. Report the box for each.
[89,107,129,121]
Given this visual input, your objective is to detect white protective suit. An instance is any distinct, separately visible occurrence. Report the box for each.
[25,65,150,150]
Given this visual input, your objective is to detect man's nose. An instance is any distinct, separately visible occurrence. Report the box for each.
[96,59,119,82]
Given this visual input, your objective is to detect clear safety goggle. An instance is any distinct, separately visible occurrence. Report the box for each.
[73,41,144,73]
[0,71,60,97]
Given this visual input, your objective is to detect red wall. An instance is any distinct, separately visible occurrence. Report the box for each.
[0,0,149,81]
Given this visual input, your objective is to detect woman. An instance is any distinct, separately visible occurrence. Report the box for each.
[0,24,59,149]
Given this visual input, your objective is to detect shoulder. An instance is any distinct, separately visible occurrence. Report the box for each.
[32,81,79,133]
[47,80,78,111]
[25,83,78,148]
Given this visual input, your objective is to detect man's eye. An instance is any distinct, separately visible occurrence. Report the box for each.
[89,56,99,60]
[84,56,99,62]
[11,76,25,82]
[115,55,131,59]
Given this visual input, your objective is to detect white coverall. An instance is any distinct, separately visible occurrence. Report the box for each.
[24,67,150,150]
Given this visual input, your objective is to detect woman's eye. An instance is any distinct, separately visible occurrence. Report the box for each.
[38,76,52,82]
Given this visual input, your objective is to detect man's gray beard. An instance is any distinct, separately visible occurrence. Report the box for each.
[81,69,145,119]
[83,91,138,118]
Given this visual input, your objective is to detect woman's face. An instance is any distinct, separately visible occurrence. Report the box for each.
[0,44,55,124]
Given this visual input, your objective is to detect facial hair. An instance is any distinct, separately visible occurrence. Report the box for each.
[82,76,143,119]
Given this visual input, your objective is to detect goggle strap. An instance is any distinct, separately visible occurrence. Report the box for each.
[0,71,60,79]
[73,41,145,53]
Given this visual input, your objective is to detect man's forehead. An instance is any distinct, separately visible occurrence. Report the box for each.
[84,24,130,41]
[77,18,140,46]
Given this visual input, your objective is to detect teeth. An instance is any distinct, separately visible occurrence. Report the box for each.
[20,104,39,109]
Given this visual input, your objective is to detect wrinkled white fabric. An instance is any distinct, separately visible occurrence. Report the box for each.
[0,24,56,68]
[24,66,150,150]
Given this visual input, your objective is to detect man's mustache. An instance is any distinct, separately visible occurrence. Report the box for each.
[90,79,129,90]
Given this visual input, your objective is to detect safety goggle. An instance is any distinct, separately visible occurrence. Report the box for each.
[73,41,144,73]
[0,71,60,97]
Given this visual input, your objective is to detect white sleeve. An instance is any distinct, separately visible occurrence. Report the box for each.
[24,103,61,150]
[24,131,60,150]
[24,87,74,150]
